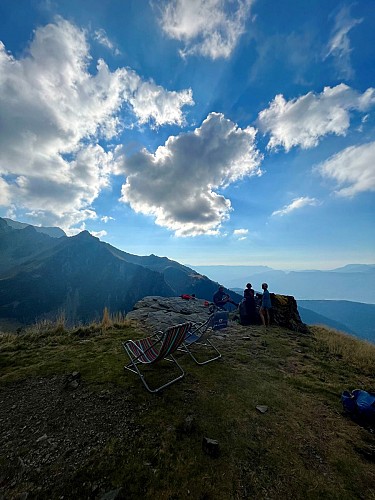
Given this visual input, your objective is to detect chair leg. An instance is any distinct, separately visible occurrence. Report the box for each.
[124,352,185,393]
[182,338,222,365]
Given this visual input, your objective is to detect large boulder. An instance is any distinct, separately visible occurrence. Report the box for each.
[126,295,309,333]
[270,293,309,333]
[126,296,212,332]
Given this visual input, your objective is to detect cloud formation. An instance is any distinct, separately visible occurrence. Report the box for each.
[159,0,252,59]
[324,5,363,79]
[272,197,318,216]
[119,112,262,236]
[233,228,248,240]
[317,141,375,197]
[93,28,121,55]
[258,84,375,151]
[0,17,193,230]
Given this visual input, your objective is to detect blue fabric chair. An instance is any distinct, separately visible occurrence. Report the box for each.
[180,309,227,365]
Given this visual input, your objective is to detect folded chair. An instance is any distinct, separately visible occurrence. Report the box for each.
[123,322,191,393]
[180,309,227,365]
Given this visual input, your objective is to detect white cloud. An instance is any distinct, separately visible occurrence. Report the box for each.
[272,197,318,217]
[0,17,193,230]
[90,230,107,238]
[159,0,253,59]
[233,228,248,239]
[119,112,262,236]
[233,228,248,235]
[258,84,375,151]
[101,216,115,223]
[126,77,194,127]
[93,28,121,55]
[324,5,363,79]
[317,141,375,197]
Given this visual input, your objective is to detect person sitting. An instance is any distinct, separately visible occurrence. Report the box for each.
[213,285,238,309]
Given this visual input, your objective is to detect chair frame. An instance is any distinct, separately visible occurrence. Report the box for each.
[180,307,226,365]
[123,322,191,393]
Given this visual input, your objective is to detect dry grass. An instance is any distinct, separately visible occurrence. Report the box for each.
[312,325,375,374]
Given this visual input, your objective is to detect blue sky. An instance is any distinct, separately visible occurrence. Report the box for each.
[0,0,374,269]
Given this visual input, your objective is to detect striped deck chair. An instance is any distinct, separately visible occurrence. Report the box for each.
[123,322,192,393]
[180,309,226,365]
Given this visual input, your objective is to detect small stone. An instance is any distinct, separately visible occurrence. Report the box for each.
[36,434,48,443]
[202,436,220,458]
[100,488,123,500]
[184,415,195,432]
[256,405,268,414]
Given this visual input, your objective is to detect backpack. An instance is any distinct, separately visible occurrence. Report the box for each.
[211,311,229,330]
[341,389,375,424]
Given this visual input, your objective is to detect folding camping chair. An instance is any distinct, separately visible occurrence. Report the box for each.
[180,307,227,365]
[123,322,191,393]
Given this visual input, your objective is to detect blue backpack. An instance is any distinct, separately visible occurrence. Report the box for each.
[341,390,375,424]
[211,311,229,330]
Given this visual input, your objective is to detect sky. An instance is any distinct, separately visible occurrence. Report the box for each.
[0,0,374,270]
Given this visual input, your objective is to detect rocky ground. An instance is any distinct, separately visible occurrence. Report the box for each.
[0,375,151,499]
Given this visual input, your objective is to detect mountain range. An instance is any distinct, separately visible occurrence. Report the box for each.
[0,218,240,326]
[194,264,375,304]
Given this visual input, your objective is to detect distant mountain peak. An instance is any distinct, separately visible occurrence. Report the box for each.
[2,217,66,238]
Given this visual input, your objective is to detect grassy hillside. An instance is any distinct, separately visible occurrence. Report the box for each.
[0,319,374,499]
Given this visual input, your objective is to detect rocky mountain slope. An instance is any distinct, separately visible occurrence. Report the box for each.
[0,219,241,326]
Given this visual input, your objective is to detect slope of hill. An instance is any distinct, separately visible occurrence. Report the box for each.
[298,300,375,343]
[298,306,356,336]
[0,319,374,499]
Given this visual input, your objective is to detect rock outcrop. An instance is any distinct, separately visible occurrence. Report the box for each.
[269,293,309,332]
[126,295,309,333]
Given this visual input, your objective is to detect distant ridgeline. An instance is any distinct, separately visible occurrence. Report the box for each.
[0,218,241,326]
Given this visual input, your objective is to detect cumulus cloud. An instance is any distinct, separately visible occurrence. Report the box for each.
[317,141,375,197]
[0,17,193,230]
[159,0,253,59]
[324,5,363,79]
[258,84,375,151]
[119,112,262,236]
[272,197,318,217]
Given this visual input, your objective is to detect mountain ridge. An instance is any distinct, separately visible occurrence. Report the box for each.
[0,219,240,326]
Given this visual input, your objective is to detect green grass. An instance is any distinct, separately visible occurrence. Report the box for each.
[0,323,374,499]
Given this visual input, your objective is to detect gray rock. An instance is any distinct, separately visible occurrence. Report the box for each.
[126,295,308,333]
[100,488,123,500]
[126,296,213,332]
[202,436,220,458]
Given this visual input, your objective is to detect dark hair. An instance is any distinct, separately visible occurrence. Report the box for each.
[246,283,252,288]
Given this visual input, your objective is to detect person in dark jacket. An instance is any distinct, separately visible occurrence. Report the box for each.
[243,283,257,324]
[213,285,238,309]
